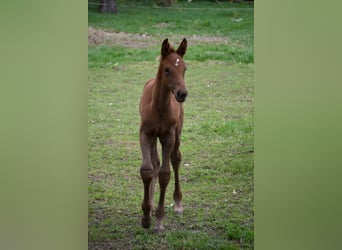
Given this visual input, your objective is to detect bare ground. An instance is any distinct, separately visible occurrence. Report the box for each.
[88,26,232,48]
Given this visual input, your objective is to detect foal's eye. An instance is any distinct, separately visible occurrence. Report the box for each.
[165,68,170,75]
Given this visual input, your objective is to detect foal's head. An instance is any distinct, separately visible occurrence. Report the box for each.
[158,38,188,103]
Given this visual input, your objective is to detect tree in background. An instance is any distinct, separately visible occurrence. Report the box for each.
[98,0,118,14]
[155,0,177,7]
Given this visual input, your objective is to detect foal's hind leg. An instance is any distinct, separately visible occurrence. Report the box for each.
[155,130,175,232]
[140,131,155,228]
[171,133,183,214]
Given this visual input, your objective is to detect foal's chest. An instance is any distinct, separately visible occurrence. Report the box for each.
[143,106,182,136]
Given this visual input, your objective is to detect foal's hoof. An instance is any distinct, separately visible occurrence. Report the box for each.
[141,216,152,229]
[174,203,183,215]
[154,220,164,233]
[153,227,164,234]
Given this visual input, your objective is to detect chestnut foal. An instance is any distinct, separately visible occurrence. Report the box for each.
[139,38,188,232]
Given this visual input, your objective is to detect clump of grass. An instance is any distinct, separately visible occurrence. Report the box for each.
[88,46,158,68]
[188,44,253,63]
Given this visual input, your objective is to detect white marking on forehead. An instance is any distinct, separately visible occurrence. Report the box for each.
[175,58,180,67]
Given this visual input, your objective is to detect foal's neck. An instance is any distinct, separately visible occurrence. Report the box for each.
[153,65,172,111]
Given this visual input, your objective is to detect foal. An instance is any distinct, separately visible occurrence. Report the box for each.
[139,38,188,232]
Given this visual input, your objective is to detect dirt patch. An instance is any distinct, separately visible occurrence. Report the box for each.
[88,27,232,48]
[189,34,231,45]
[153,22,174,28]
[88,26,156,48]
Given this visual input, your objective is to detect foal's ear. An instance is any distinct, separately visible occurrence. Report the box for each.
[176,38,187,57]
[161,38,170,58]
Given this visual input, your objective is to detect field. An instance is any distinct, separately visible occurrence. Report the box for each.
[88,1,254,249]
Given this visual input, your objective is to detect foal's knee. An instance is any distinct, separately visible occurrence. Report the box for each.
[158,168,170,186]
[140,165,153,181]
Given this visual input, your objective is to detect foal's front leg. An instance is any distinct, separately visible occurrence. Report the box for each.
[171,144,183,214]
[140,131,154,228]
[155,130,175,232]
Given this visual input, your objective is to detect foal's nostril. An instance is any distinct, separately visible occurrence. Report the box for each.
[177,90,188,99]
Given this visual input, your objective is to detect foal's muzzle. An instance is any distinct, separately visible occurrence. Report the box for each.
[175,90,188,103]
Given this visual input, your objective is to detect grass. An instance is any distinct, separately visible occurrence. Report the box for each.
[88,0,254,67]
[88,1,254,249]
[88,44,253,68]
[88,1,254,37]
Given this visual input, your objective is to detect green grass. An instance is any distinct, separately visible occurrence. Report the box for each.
[88,1,254,37]
[88,0,254,67]
[89,1,254,249]
[88,44,253,68]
